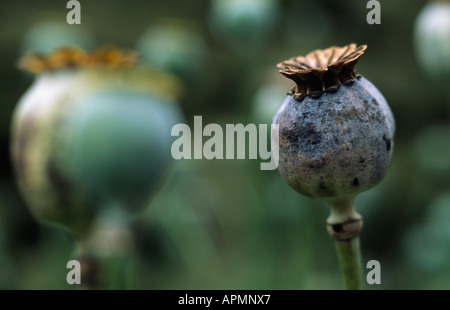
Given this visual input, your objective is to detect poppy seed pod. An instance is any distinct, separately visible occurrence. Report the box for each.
[273,44,395,240]
[208,0,280,53]
[11,47,183,239]
[136,21,208,79]
[414,0,450,84]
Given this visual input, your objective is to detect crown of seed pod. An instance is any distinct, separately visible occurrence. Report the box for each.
[273,44,395,240]
[11,47,183,239]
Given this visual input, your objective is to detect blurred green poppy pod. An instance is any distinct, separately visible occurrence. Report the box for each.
[208,0,280,53]
[251,71,288,125]
[11,47,183,239]
[135,20,208,79]
[21,19,95,54]
[414,0,450,84]
[274,44,395,240]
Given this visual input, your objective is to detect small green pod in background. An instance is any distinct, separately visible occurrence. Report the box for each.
[11,47,183,240]
[414,0,450,85]
[135,20,208,79]
[21,19,96,54]
[208,0,280,54]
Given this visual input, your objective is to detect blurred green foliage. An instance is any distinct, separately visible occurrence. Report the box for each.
[0,0,449,289]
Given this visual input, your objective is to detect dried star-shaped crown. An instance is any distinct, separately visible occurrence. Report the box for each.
[19,46,139,74]
[277,43,367,101]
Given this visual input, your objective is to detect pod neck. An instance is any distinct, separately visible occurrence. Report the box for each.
[326,196,363,241]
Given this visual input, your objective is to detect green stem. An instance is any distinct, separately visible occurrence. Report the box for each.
[76,203,135,290]
[326,197,364,289]
[75,247,134,290]
[102,254,134,290]
[334,237,364,290]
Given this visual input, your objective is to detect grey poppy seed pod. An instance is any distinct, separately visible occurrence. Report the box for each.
[275,76,394,198]
[274,44,395,240]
